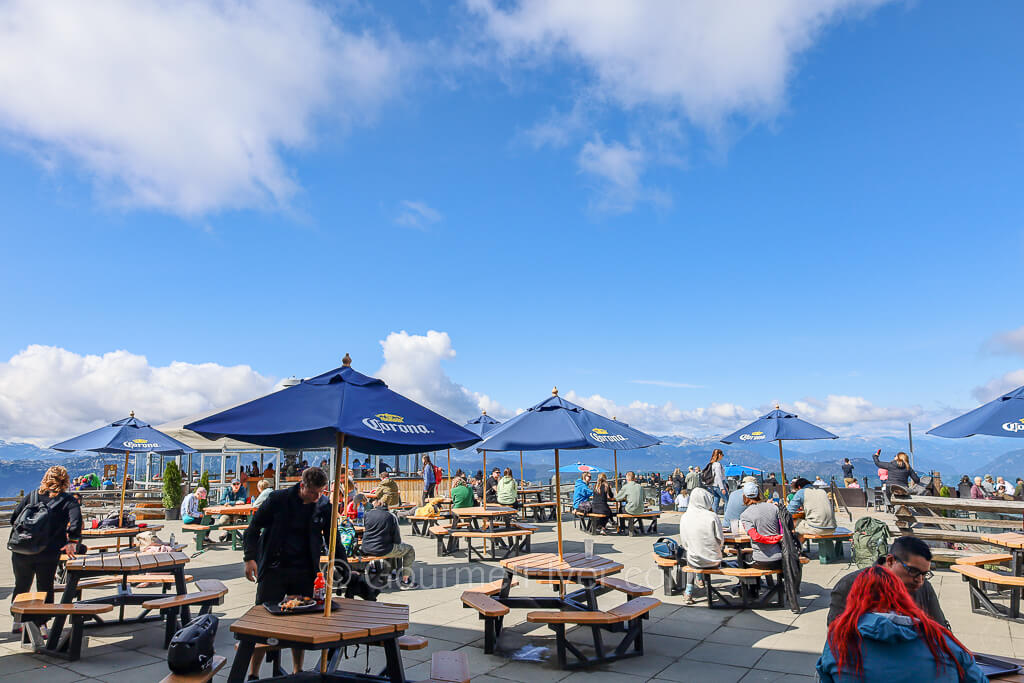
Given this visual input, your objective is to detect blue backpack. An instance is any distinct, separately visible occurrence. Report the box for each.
[653,537,684,561]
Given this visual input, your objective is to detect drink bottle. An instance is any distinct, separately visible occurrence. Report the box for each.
[314,571,326,604]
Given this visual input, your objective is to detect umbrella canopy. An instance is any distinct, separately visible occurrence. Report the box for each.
[464,412,501,437]
[550,462,608,474]
[185,362,480,454]
[927,385,1024,438]
[478,388,660,558]
[720,408,838,445]
[724,463,763,478]
[720,408,837,496]
[51,414,196,455]
[477,393,661,452]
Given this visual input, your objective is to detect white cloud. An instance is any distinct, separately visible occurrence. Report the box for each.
[0,345,275,445]
[984,326,1024,357]
[789,395,917,427]
[0,0,407,215]
[470,0,889,210]
[375,331,507,422]
[973,370,1024,403]
[395,200,443,229]
[629,380,704,389]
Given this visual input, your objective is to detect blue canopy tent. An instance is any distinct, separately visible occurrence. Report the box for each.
[186,355,480,625]
[927,385,1024,439]
[723,463,764,479]
[51,412,196,526]
[463,412,503,488]
[720,407,837,495]
[477,388,660,558]
[550,462,608,474]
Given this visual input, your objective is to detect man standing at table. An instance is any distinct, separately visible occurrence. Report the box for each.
[615,471,645,514]
[243,467,331,674]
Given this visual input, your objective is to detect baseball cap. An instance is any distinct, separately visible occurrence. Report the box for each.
[742,482,760,498]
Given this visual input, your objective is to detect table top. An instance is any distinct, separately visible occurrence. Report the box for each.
[82,524,163,537]
[231,599,409,644]
[204,503,259,516]
[981,532,1024,550]
[724,533,751,544]
[519,487,545,493]
[501,552,623,579]
[453,506,517,517]
[66,550,189,574]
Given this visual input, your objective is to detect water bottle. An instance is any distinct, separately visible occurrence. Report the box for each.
[357,503,365,523]
[169,532,177,547]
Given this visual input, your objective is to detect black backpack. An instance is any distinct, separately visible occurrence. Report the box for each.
[167,614,218,674]
[7,491,57,555]
[700,462,716,486]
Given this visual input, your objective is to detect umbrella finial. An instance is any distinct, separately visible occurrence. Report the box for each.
[342,353,352,367]
[552,386,558,396]
[482,410,486,415]
[612,415,616,421]
[130,410,135,418]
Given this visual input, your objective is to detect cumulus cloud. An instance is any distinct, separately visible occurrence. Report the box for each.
[973,370,1024,403]
[375,331,507,422]
[984,326,1024,357]
[395,200,443,229]
[577,136,669,212]
[0,345,275,445]
[470,0,890,210]
[0,0,407,215]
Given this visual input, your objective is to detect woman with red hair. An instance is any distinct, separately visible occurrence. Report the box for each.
[816,565,985,682]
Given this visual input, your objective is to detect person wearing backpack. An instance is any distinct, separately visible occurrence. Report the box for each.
[702,449,727,514]
[9,466,82,605]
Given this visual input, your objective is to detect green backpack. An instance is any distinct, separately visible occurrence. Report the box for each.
[852,516,891,568]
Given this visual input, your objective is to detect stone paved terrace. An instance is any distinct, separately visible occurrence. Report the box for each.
[1,510,1022,682]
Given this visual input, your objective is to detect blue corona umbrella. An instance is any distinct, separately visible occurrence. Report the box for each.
[186,355,480,624]
[724,463,764,479]
[927,385,1024,438]
[549,462,608,474]
[720,407,837,495]
[478,388,660,557]
[51,412,196,524]
[463,412,505,490]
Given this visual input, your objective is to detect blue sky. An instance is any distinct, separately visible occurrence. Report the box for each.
[0,0,1023,444]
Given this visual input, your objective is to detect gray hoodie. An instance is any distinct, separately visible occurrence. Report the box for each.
[678,488,724,568]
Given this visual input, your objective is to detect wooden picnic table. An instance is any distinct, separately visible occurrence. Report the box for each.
[517,487,546,504]
[227,599,411,683]
[981,532,1024,617]
[204,503,259,517]
[48,551,190,653]
[82,524,164,549]
[897,494,1024,517]
[496,552,624,610]
[452,505,517,531]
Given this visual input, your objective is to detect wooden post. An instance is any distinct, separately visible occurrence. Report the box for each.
[613,450,619,493]
[482,451,487,510]
[554,448,563,559]
[519,450,524,485]
[778,441,788,498]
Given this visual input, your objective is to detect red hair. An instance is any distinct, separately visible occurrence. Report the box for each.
[827,565,970,679]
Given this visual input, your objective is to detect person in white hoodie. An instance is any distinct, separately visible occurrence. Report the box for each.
[678,488,725,605]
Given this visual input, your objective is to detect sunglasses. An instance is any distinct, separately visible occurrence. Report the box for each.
[896,558,933,580]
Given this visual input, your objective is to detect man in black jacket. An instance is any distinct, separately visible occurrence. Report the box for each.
[827,536,948,628]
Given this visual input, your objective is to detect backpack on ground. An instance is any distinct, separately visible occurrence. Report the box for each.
[653,536,684,561]
[700,462,715,486]
[7,490,57,555]
[852,516,891,568]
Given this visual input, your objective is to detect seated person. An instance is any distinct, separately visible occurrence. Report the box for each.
[496,468,518,507]
[361,503,417,589]
[659,486,675,510]
[614,471,645,515]
[724,476,755,532]
[590,473,616,533]
[344,492,364,520]
[180,487,207,524]
[481,468,501,505]
[812,476,828,488]
[738,482,782,570]
[816,565,984,683]
[214,479,249,540]
[828,536,948,628]
[450,476,475,508]
[678,488,725,605]
[368,470,402,508]
[378,459,392,474]
[787,477,837,535]
[262,463,275,477]
[253,479,274,506]
[674,488,689,512]
[352,458,362,474]
[573,472,594,510]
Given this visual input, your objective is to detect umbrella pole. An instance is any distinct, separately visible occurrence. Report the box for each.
[482,451,487,510]
[554,448,563,560]
[446,449,451,496]
[519,450,523,485]
[614,450,618,493]
[323,435,345,611]
[778,441,788,498]
[117,450,130,550]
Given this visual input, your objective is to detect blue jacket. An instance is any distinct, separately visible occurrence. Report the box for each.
[573,479,593,509]
[816,612,986,683]
[423,463,436,486]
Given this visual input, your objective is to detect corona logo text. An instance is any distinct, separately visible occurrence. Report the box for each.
[739,431,767,441]
[122,439,159,449]
[1002,419,1024,433]
[362,417,432,435]
[590,428,626,443]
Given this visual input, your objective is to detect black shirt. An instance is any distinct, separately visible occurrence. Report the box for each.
[11,490,82,554]
[361,507,400,557]
[278,500,316,569]
[841,463,854,478]
[828,564,947,628]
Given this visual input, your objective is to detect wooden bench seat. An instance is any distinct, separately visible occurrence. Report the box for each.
[451,529,533,563]
[408,514,443,536]
[514,522,540,532]
[397,635,428,651]
[429,651,470,683]
[956,553,1014,567]
[181,523,212,531]
[143,579,228,647]
[596,577,654,598]
[522,501,556,521]
[465,578,519,596]
[951,563,1024,620]
[461,590,509,653]
[617,512,660,537]
[159,655,226,683]
[219,523,249,530]
[11,592,113,660]
[526,597,660,669]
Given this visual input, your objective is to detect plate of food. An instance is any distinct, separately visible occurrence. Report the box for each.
[264,595,320,615]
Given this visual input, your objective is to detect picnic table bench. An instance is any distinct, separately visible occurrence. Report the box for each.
[522,500,556,521]
[800,527,852,564]
[12,592,113,660]
[617,511,660,536]
[142,578,228,647]
[159,655,226,683]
